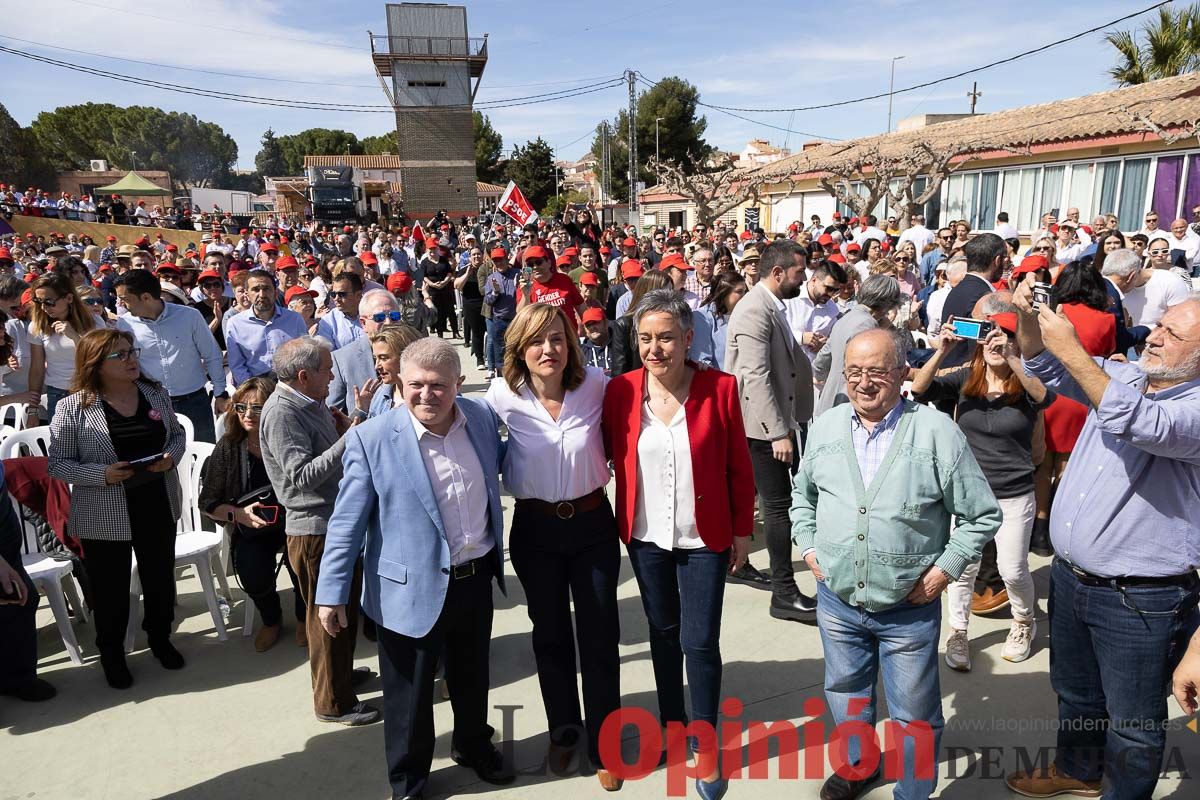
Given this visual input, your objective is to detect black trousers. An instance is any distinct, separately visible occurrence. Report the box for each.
[462,301,486,365]
[233,530,304,628]
[377,562,495,798]
[509,502,621,765]
[747,435,800,594]
[84,527,176,655]
[432,296,458,337]
[0,537,37,691]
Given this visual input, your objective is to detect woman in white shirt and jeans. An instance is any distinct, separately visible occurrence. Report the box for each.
[484,302,622,792]
[27,272,104,420]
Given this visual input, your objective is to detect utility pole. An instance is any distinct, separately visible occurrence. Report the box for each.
[600,122,611,207]
[627,69,638,220]
[886,55,905,133]
[968,81,983,114]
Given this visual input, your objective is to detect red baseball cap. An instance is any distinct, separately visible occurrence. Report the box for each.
[1012,254,1050,278]
[424,236,439,248]
[740,231,754,241]
[563,246,579,257]
[828,253,847,264]
[274,255,299,271]
[523,245,550,261]
[846,243,861,253]
[284,286,318,304]
[989,312,1018,334]
[197,269,224,282]
[555,255,573,268]
[489,247,508,260]
[165,243,178,253]
[259,242,279,253]
[155,263,182,276]
[105,235,117,242]
[817,234,834,246]
[359,251,378,265]
[581,307,606,325]
[659,252,692,271]
[0,248,11,262]
[620,260,644,279]
[622,237,638,248]
[387,272,413,293]
[579,272,600,286]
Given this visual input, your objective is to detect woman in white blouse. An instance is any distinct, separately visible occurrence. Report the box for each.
[27,272,104,420]
[484,302,622,792]
[602,290,755,800]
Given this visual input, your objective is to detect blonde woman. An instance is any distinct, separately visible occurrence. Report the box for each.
[28,272,104,419]
[77,284,117,326]
[366,324,424,418]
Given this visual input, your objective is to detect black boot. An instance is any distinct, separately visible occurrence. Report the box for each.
[1029,517,1054,557]
[149,637,185,670]
[770,587,817,624]
[100,651,133,689]
[726,560,771,590]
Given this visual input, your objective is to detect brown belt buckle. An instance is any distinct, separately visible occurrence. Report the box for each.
[555,501,575,520]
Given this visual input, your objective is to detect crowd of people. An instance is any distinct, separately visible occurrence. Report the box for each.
[0,199,1198,800]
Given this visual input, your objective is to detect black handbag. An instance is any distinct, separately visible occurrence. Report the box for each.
[233,485,285,536]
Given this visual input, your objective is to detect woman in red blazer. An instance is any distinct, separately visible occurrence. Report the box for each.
[601,289,755,800]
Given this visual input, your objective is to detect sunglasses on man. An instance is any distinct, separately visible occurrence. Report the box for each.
[372,311,403,324]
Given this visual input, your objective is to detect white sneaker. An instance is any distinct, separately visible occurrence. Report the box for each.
[945,629,971,671]
[1002,619,1037,663]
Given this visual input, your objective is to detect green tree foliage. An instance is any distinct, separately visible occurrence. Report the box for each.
[254,128,288,177]
[360,132,399,155]
[29,103,237,188]
[1107,4,1200,85]
[590,76,710,201]
[276,128,363,174]
[504,137,556,212]
[0,102,55,188]
[542,189,590,219]
[474,111,504,183]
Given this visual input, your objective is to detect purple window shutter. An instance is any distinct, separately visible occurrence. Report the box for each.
[1183,155,1200,217]
[1152,155,1184,220]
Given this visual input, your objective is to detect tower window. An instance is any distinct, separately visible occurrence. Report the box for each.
[407,80,447,88]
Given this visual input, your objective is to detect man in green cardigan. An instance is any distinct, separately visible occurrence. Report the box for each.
[791,328,1001,800]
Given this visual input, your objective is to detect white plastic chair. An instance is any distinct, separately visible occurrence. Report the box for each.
[125,440,230,651]
[910,330,931,349]
[0,426,51,460]
[175,413,195,448]
[0,402,32,431]
[10,493,88,665]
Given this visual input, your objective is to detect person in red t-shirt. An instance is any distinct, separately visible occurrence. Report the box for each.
[517,245,585,331]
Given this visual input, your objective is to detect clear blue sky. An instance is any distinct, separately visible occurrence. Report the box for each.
[0,0,1159,170]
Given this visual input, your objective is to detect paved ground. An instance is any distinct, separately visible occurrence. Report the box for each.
[3,350,1198,799]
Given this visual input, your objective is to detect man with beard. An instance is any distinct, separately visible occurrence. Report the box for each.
[724,240,817,623]
[225,270,308,385]
[1006,291,1200,800]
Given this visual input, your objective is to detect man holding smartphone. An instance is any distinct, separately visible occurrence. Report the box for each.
[0,462,56,702]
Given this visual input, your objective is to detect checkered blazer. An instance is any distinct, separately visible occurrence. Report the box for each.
[48,380,186,542]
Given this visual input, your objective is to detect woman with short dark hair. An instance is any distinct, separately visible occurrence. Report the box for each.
[49,328,187,688]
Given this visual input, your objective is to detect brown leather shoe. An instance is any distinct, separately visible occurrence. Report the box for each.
[254,623,281,653]
[971,587,1010,616]
[295,624,308,648]
[1005,763,1101,797]
[547,742,576,773]
[596,769,623,791]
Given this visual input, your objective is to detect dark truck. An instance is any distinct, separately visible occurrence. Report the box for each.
[306,165,367,226]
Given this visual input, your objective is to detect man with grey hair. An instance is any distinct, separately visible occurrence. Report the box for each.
[316,336,513,796]
[813,274,904,416]
[260,337,379,727]
[794,326,1000,800]
[1006,286,1200,799]
[1102,248,1153,353]
[328,289,400,415]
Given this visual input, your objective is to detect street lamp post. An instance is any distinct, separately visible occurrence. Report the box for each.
[130,150,138,171]
[886,55,905,133]
[655,117,664,177]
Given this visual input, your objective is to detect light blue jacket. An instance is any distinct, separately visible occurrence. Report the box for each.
[315,398,507,638]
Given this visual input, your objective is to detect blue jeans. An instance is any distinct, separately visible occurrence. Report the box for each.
[816,580,944,800]
[626,538,728,753]
[486,317,511,371]
[45,385,69,421]
[1049,558,1199,798]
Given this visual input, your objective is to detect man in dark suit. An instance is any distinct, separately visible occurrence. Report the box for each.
[1100,248,1151,353]
[327,289,402,414]
[940,233,1006,367]
[316,337,513,800]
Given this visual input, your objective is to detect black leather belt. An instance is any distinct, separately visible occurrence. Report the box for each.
[1060,559,1198,589]
[449,553,491,580]
[514,488,606,520]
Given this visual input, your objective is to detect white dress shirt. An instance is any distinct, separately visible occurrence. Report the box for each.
[115,302,226,397]
[897,224,935,254]
[411,409,494,566]
[926,285,952,336]
[484,366,609,502]
[631,401,703,551]
[783,282,839,363]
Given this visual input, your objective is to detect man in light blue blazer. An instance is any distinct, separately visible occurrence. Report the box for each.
[316,336,512,800]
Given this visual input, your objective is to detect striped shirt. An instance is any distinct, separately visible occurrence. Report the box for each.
[849,400,905,487]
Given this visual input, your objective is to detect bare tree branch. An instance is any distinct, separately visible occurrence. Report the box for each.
[648,153,764,228]
[1114,104,1200,145]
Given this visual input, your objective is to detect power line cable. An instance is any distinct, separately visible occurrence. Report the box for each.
[690,0,1170,113]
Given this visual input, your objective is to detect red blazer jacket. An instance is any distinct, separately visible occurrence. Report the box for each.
[602,366,756,552]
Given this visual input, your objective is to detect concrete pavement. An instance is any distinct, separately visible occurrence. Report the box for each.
[3,348,1198,799]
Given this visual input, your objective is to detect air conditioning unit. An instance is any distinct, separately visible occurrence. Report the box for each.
[89,160,109,172]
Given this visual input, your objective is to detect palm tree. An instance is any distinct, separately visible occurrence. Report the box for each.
[1106,4,1200,85]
